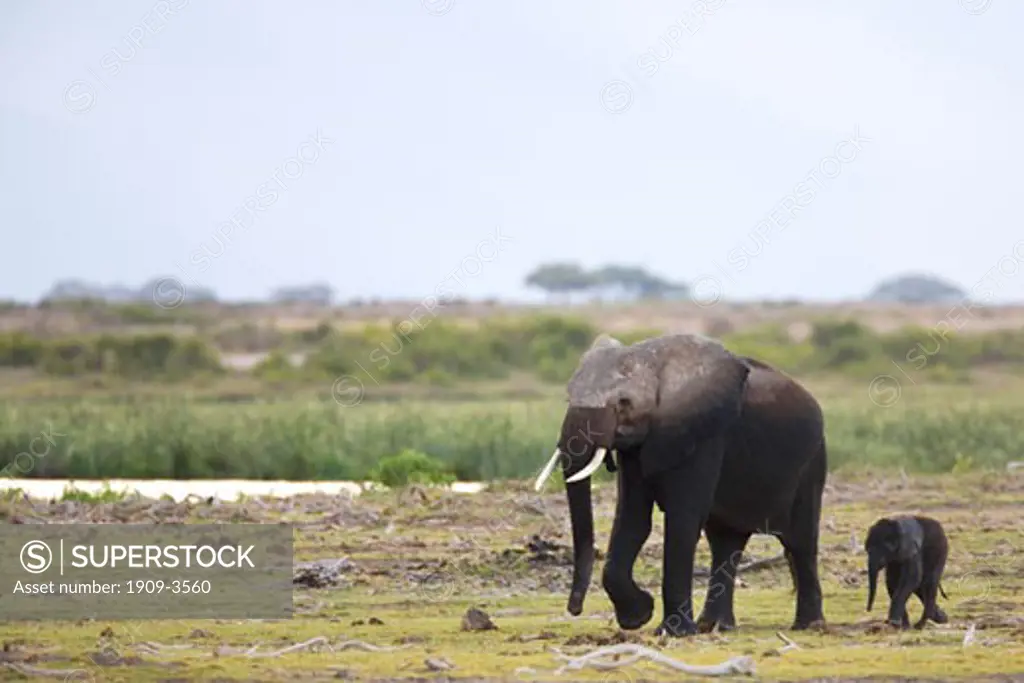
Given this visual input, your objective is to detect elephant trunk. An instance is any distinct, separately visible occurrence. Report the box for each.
[866,552,883,611]
[565,475,594,615]
[557,405,617,616]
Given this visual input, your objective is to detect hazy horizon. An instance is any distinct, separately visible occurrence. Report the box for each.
[3,1,1022,305]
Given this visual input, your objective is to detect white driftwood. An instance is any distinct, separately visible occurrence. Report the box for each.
[553,644,755,677]
[245,636,330,658]
[334,639,411,653]
[774,631,801,654]
[2,662,91,678]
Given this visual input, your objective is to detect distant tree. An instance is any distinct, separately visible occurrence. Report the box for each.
[591,264,688,301]
[271,283,334,305]
[41,279,108,303]
[42,278,218,307]
[139,277,217,305]
[524,263,595,302]
[867,274,966,305]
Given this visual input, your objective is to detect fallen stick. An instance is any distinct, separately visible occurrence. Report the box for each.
[334,640,411,653]
[553,644,755,677]
[775,631,801,654]
[245,637,329,658]
[1,662,90,679]
[135,641,196,655]
[693,552,787,578]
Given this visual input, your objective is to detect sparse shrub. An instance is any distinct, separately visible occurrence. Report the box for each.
[0,332,44,368]
[369,449,456,487]
[35,333,221,379]
[60,482,130,503]
[252,350,298,380]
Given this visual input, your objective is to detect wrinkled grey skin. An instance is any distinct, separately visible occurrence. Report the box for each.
[865,515,949,629]
[548,333,828,636]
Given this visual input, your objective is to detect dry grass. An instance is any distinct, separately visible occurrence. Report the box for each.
[0,470,1022,681]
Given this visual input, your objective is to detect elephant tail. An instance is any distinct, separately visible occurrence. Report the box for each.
[939,582,948,599]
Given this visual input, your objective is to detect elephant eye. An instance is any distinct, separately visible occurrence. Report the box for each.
[617,396,632,412]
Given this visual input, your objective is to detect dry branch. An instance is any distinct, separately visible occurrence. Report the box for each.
[214,636,411,658]
[552,644,755,677]
[692,552,787,578]
[334,640,411,653]
[245,636,329,658]
[774,631,801,654]
[2,662,90,679]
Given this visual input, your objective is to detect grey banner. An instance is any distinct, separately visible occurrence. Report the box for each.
[0,524,293,620]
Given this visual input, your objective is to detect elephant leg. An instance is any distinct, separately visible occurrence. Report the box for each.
[781,491,825,630]
[785,547,798,593]
[602,454,655,630]
[697,523,751,633]
[914,571,946,628]
[648,435,724,638]
[887,559,920,630]
[654,500,704,637]
[884,562,901,626]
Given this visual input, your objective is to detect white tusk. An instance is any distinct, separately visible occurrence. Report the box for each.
[565,447,607,484]
[534,449,563,491]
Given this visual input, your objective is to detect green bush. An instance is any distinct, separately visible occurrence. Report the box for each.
[0,332,44,368]
[35,333,222,379]
[369,449,456,487]
[9,313,1024,388]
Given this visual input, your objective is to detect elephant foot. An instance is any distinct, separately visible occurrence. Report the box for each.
[931,607,948,624]
[696,612,737,634]
[791,617,828,632]
[612,590,654,631]
[654,613,698,638]
[886,617,910,630]
[791,602,826,631]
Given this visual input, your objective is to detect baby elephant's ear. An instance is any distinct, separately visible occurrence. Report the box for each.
[896,518,924,557]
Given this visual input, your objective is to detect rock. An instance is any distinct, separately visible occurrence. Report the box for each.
[293,558,355,588]
[460,607,497,632]
[425,657,454,672]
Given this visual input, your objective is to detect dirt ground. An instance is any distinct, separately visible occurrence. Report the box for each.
[0,470,1022,681]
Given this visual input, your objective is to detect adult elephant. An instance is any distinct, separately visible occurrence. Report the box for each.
[533,333,827,636]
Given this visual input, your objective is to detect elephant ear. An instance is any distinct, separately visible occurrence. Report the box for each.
[895,518,924,559]
[566,334,626,408]
[636,335,751,479]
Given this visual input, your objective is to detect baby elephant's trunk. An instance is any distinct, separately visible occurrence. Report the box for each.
[866,553,883,611]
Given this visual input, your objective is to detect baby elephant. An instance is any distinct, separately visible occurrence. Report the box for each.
[864,515,949,629]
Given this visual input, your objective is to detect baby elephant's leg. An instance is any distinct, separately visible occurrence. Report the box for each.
[915,564,948,628]
[884,564,905,628]
[888,560,920,629]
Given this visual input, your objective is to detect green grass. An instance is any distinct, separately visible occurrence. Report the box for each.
[1,379,1024,481]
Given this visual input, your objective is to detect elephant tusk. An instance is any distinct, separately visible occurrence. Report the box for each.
[533,448,563,491]
[565,447,607,484]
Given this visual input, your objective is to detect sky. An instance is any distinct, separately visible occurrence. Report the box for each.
[2,0,1022,304]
